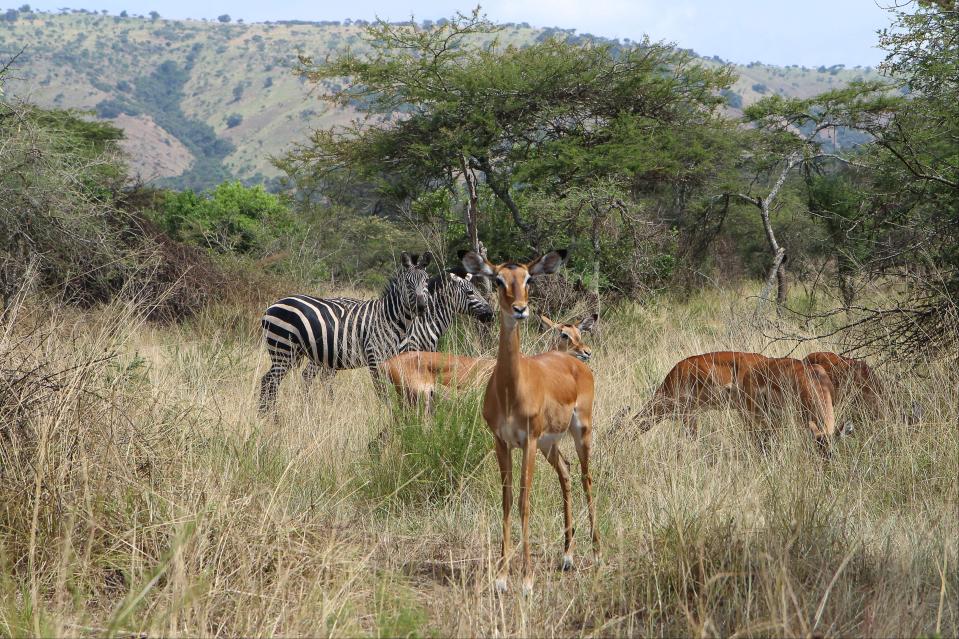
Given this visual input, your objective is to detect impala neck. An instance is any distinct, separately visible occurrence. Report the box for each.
[496,311,523,388]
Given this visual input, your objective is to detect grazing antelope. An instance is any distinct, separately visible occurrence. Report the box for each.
[802,352,884,428]
[461,249,597,595]
[259,252,432,414]
[739,357,837,451]
[382,313,598,408]
[631,351,770,434]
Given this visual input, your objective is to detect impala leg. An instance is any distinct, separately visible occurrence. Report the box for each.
[572,424,599,553]
[493,436,513,593]
[518,433,538,595]
[541,442,574,571]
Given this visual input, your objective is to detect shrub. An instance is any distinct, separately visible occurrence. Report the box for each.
[225,113,243,128]
[364,391,491,509]
[153,181,297,254]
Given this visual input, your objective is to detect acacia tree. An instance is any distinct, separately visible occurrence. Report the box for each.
[280,8,733,281]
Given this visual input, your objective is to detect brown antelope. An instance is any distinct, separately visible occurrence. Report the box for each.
[739,357,837,451]
[461,249,597,595]
[382,313,597,409]
[803,352,883,427]
[631,351,770,434]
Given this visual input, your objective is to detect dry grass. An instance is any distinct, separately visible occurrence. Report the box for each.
[1,283,955,637]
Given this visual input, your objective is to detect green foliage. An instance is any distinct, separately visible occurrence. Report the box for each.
[284,9,735,295]
[153,181,295,254]
[364,392,491,510]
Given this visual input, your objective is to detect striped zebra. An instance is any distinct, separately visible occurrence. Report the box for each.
[301,268,494,386]
[400,268,494,351]
[258,252,432,414]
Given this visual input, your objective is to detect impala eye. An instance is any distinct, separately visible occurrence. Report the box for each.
[495,278,506,288]
[560,333,570,340]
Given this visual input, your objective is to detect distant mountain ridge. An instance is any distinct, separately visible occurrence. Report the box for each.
[0,8,882,190]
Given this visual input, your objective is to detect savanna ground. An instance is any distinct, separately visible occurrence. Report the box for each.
[1,280,956,638]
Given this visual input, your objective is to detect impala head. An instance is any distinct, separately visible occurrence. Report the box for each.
[539,313,598,362]
[460,249,568,323]
[447,268,494,323]
[399,251,433,317]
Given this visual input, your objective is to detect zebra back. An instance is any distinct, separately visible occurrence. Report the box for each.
[261,254,432,371]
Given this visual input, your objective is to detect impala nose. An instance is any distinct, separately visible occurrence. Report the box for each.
[578,349,592,362]
[512,304,529,319]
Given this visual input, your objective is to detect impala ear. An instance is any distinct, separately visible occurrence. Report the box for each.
[538,314,558,330]
[578,313,598,333]
[417,251,433,268]
[401,252,414,268]
[528,249,568,277]
[461,250,496,277]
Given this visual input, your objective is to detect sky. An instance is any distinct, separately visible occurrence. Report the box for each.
[19,0,896,67]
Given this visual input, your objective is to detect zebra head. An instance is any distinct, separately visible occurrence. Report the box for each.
[447,269,494,323]
[400,251,433,317]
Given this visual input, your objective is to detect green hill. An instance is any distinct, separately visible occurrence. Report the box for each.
[0,9,882,189]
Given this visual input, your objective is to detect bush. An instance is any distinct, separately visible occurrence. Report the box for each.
[153,181,297,254]
[225,113,243,128]
[0,100,223,320]
[364,391,491,509]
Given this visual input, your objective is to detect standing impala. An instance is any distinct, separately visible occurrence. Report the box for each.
[381,312,597,409]
[461,249,597,595]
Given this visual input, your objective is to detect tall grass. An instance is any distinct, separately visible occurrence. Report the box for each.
[0,283,955,637]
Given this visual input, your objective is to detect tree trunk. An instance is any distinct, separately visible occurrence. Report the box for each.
[460,154,481,254]
[737,151,800,307]
[476,157,533,240]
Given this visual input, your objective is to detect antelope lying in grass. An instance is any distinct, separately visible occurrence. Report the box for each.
[461,248,598,595]
[381,313,597,409]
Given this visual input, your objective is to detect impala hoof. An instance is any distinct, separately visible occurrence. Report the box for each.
[494,577,508,593]
[560,555,574,571]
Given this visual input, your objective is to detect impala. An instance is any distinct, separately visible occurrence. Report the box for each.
[739,357,837,451]
[631,351,770,434]
[461,249,597,595]
[803,352,883,426]
[381,313,597,409]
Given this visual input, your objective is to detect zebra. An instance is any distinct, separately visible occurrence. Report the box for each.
[258,251,432,414]
[300,267,494,386]
[400,267,494,351]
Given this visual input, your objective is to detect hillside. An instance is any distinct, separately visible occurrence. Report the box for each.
[0,9,882,189]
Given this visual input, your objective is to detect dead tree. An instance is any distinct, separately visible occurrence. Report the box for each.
[734,151,801,306]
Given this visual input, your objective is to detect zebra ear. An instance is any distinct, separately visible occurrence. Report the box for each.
[417,251,433,268]
[448,271,462,283]
[401,252,414,268]
[464,273,473,281]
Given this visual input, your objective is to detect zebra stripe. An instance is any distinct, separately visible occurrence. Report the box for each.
[401,270,493,352]
[258,253,432,414]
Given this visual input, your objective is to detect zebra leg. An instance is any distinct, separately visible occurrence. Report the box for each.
[259,349,299,415]
[302,360,336,398]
